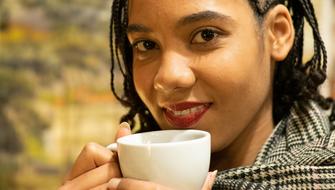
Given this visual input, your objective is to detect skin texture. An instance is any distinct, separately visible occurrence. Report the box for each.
[59,123,217,190]
[59,0,294,189]
[128,0,293,169]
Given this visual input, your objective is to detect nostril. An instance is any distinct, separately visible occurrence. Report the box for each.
[153,82,163,91]
[153,53,196,93]
[153,74,175,93]
[153,72,196,94]
[153,81,176,94]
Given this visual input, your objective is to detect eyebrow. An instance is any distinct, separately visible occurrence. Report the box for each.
[127,24,152,34]
[127,10,234,34]
[176,10,235,27]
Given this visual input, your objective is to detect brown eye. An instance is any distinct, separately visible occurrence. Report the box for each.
[134,40,157,52]
[192,28,220,44]
[201,29,215,41]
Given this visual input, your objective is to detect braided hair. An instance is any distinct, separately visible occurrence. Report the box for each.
[110,0,159,131]
[110,0,335,131]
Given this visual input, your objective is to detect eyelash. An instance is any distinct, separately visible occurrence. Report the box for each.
[191,27,224,44]
[132,40,158,52]
[131,27,225,53]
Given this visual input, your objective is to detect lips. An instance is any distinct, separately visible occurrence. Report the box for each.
[163,102,211,128]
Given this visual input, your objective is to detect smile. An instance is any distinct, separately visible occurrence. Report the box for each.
[167,105,208,116]
[163,102,211,128]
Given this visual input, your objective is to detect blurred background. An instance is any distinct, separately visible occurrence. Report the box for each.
[0,0,125,189]
[0,0,334,189]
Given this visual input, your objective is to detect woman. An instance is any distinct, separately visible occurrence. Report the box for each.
[60,0,335,189]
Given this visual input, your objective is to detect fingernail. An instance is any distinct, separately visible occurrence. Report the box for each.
[208,170,218,187]
[120,122,130,130]
[212,170,218,178]
[108,178,121,189]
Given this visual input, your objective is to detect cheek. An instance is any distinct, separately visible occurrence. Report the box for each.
[133,65,156,106]
[198,40,270,107]
[201,50,263,87]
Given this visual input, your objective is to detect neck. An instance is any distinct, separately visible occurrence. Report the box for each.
[210,101,274,170]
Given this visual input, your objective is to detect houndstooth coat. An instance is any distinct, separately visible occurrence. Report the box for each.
[213,102,335,190]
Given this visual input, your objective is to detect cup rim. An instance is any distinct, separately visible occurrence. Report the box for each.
[116,129,210,147]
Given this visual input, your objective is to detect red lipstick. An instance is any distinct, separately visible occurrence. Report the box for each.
[163,102,211,128]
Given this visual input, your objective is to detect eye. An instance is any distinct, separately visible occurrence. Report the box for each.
[191,28,221,44]
[133,40,157,52]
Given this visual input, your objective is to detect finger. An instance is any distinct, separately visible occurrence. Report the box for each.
[107,178,172,190]
[115,122,131,140]
[65,142,115,180]
[90,182,109,190]
[201,170,218,190]
[61,162,121,190]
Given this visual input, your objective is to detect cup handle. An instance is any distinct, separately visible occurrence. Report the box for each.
[106,143,117,152]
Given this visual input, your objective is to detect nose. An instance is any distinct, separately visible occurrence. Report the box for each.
[153,51,196,94]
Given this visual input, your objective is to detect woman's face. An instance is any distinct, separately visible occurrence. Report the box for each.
[128,0,275,152]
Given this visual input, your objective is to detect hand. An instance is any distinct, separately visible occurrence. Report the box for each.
[105,170,217,190]
[59,122,132,190]
[59,122,217,190]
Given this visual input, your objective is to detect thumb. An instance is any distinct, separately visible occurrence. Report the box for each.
[201,170,217,190]
[115,122,131,140]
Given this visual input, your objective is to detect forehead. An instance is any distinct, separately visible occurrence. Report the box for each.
[128,0,254,25]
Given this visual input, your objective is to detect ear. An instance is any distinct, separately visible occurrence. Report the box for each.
[265,5,295,61]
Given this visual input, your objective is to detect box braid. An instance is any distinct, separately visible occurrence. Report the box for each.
[110,0,160,131]
[110,0,335,131]
[248,0,334,124]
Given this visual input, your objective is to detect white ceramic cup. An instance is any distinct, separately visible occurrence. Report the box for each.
[107,129,211,190]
